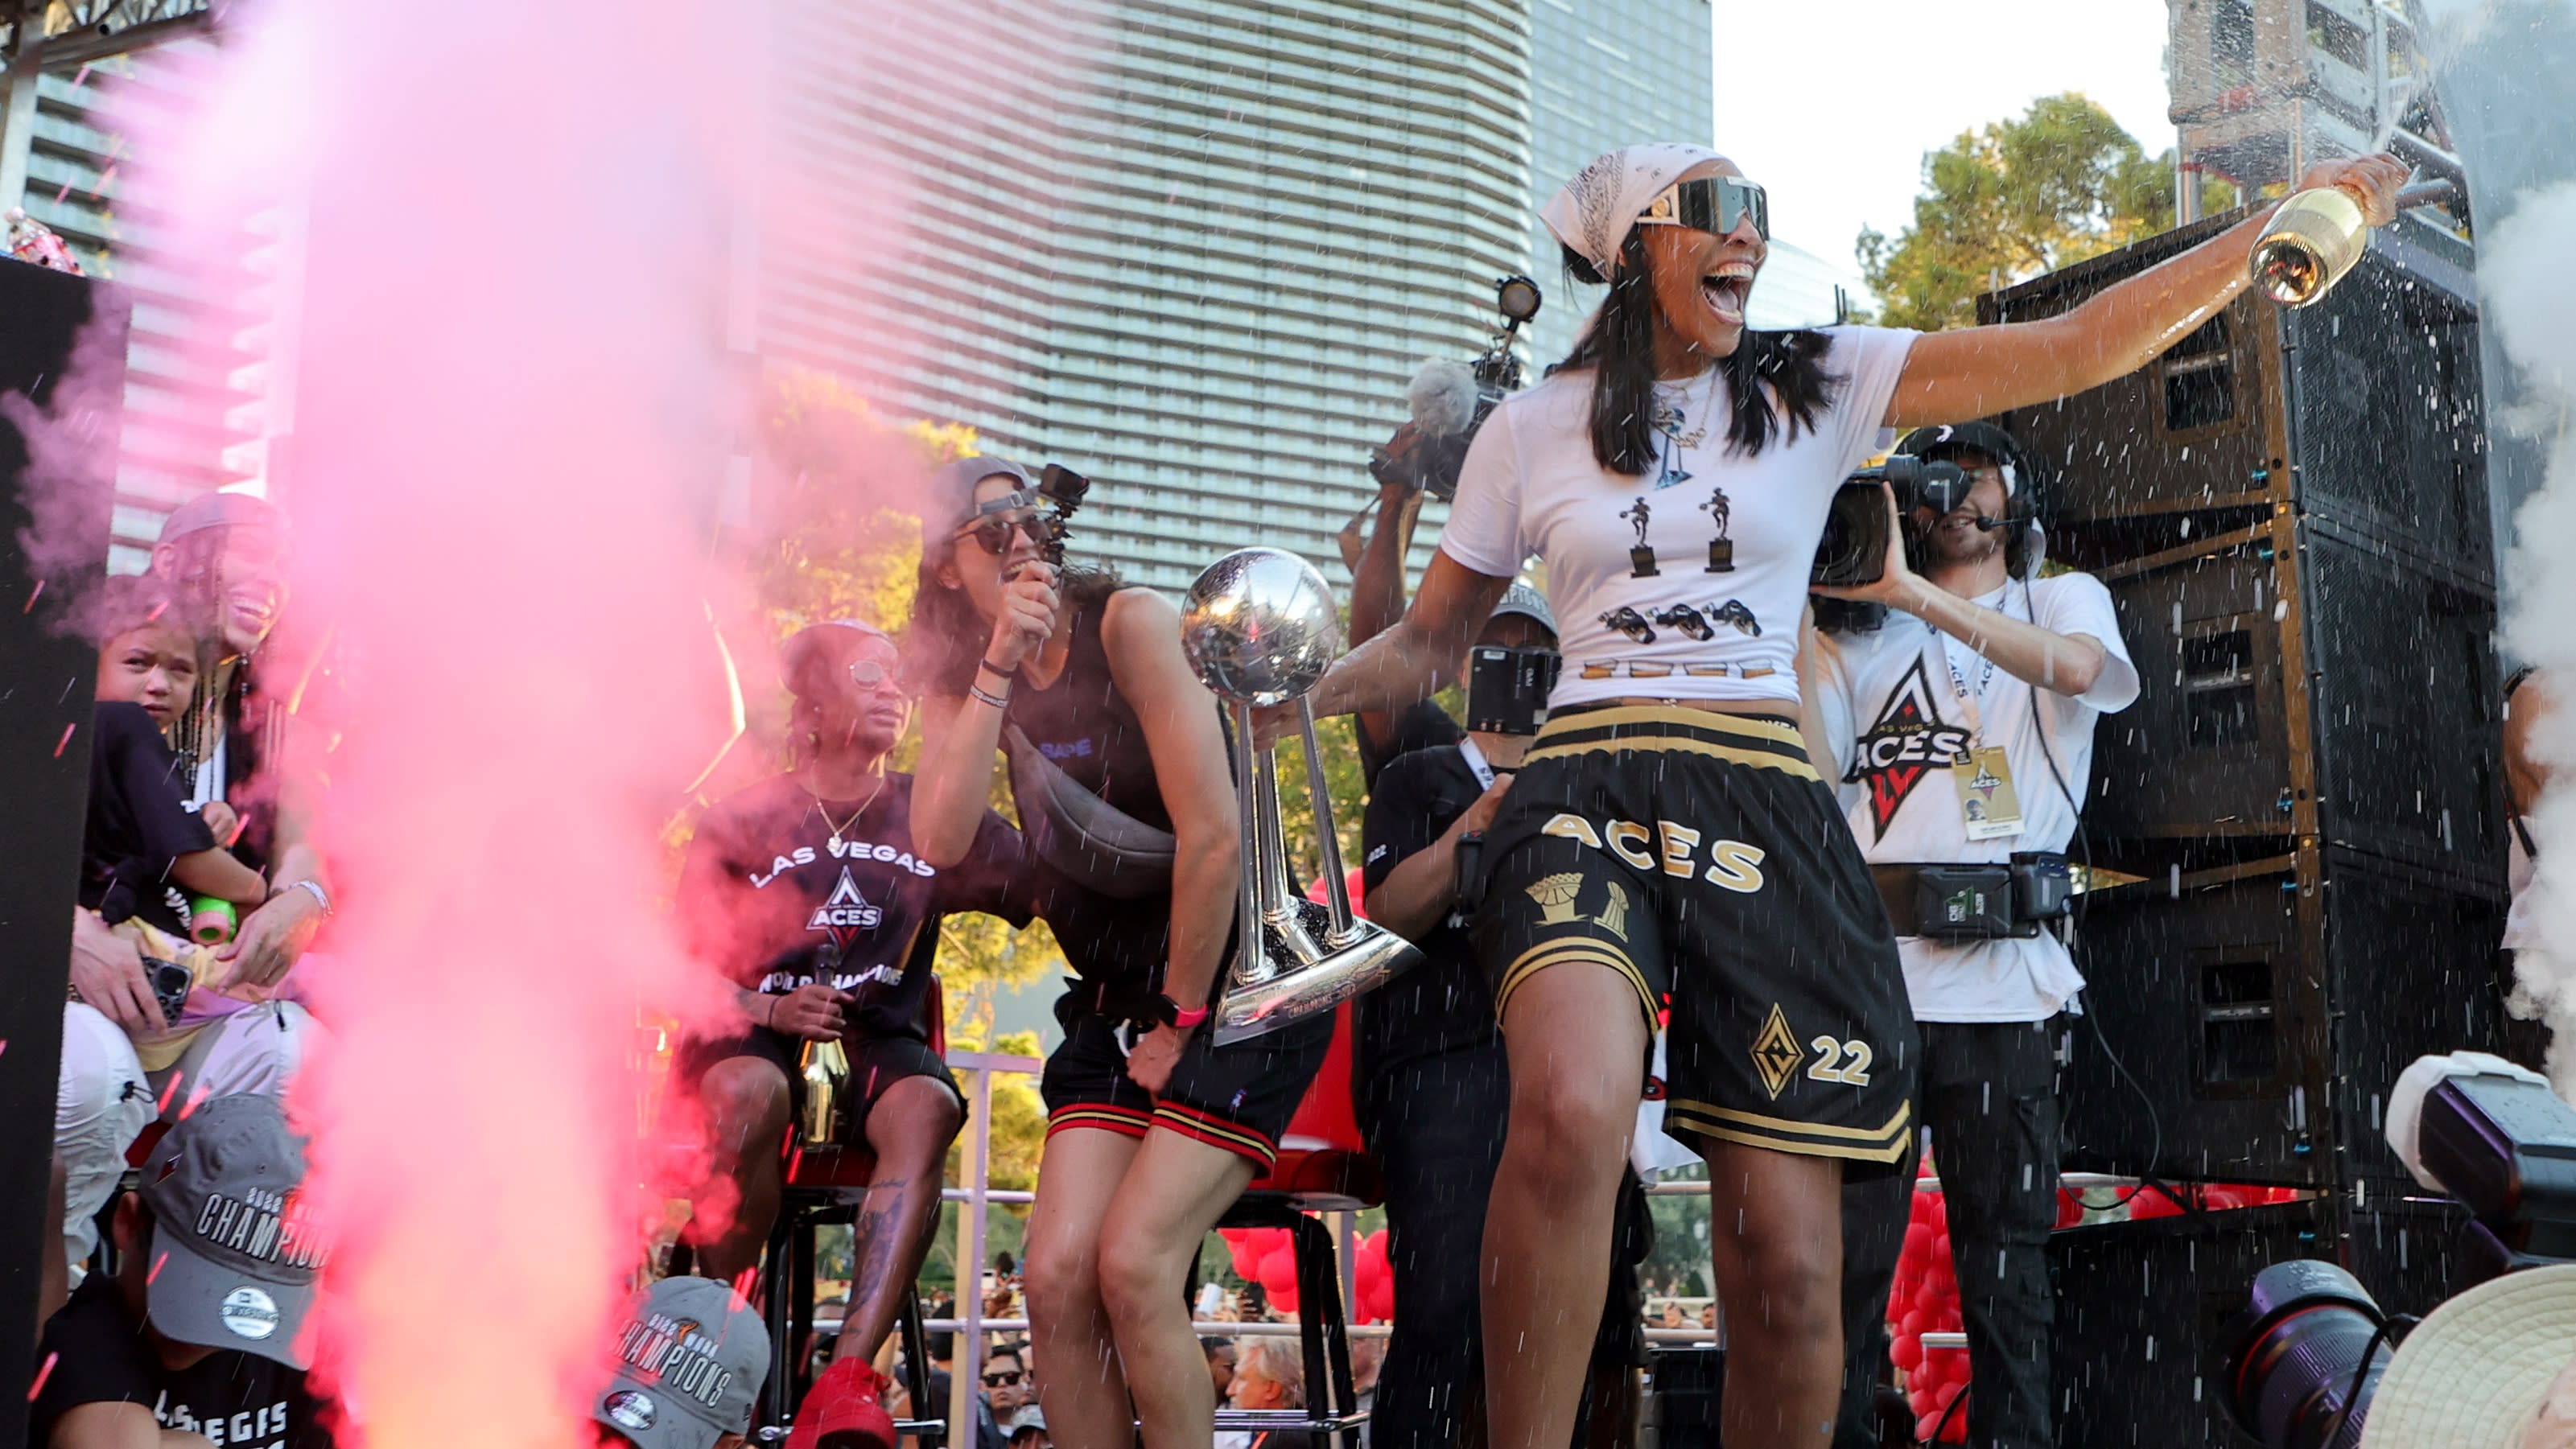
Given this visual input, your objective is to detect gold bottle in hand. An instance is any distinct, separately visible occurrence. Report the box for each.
[799,1037,849,1147]
[2250,187,2370,307]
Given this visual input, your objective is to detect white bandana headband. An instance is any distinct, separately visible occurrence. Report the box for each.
[1540,143,1725,278]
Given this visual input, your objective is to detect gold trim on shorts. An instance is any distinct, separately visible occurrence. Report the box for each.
[1521,704,1821,782]
[1663,1099,1914,1163]
[1494,937,1658,1027]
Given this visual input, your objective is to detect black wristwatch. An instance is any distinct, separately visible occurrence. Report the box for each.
[1152,994,1211,1030]
[1454,830,1486,908]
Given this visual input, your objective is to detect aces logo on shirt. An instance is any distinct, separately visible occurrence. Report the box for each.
[806,867,884,946]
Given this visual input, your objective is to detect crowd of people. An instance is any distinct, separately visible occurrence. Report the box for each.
[31,138,2426,1449]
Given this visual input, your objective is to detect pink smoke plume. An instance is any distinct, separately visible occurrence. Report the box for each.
[104,1,837,1443]
[78,0,1107,1435]
[248,2,752,1443]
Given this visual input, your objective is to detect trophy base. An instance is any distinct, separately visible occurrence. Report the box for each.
[1706,541,1733,573]
[1212,900,1423,1046]
[1630,545,1660,578]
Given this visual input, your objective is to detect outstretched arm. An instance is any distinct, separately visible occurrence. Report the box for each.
[1300,549,1515,731]
[1886,154,2410,428]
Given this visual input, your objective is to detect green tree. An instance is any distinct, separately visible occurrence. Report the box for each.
[1857,93,2177,331]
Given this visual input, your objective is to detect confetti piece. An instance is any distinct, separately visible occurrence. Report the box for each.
[156,1069,187,1115]
[22,578,40,612]
[177,1081,212,1120]
[53,722,73,757]
[27,1352,55,1401]
[68,64,89,88]
[52,179,69,204]
[148,1251,169,1284]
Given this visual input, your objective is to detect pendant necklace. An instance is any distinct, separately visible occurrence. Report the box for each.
[810,772,888,848]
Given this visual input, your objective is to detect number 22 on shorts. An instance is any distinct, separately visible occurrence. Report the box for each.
[1807,1034,1873,1085]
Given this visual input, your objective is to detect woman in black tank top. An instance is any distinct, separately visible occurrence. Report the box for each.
[909,459,1292,1449]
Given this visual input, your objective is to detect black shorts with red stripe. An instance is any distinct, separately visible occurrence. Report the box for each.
[1039,991,1333,1173]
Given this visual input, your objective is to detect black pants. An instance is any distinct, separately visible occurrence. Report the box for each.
[1357,1042,1513,1449]
[1839,1018,2064,1449]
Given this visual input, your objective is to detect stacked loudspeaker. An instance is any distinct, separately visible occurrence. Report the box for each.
[1975,206,2506,1446]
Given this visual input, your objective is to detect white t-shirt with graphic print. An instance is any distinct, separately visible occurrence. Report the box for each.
[1811,573,2141,1023]
[1438,325,1920,710]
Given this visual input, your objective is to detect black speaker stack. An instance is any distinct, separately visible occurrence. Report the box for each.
[1972,208,2508,1446]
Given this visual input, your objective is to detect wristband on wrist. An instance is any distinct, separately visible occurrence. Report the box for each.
[978,657,1020,681]
[1156,994,1210,1030]
[281,879,333,916]
[968,681,1011,710]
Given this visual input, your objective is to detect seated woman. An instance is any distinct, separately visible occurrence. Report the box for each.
[672,619,1033,1449]
[906,458,1326,1449]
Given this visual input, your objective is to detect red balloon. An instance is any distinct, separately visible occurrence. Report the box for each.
[1898,1309,1928,1340]
[1943,1352,1974,1387]
[1935,1381,1964,1409]
[1932,1230,1952,1261]
[1890,1334,1923,1372]
[2056,1189,2085,1229]
[1258,1248,1297,1294]
[1910,1394,1938,1425]
[1939,1401,1970,1443]
[1903,1222,1935,1262]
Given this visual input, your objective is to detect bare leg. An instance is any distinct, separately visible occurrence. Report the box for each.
[1098,1131,1258,1449]
[687,1056,792,1285]
[1481,965,1651,1449]
[1024,1126,1145,1449]
[831,1076,966,1366]
[1696,1138,1847,1449]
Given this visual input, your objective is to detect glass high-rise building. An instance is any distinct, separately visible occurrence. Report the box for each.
[1521,0,1713,365]
[764,0,1537,593]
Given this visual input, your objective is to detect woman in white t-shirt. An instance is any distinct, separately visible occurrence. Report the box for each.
[1291,142,2413,1449]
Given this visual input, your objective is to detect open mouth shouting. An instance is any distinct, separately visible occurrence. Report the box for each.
[1702,260,1754,327]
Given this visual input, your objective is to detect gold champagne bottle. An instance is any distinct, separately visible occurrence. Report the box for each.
[2249,186,2369,307]
[799,1037,849,1147]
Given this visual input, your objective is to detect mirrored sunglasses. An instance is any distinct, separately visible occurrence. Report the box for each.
[956,512,1062,557]
[847,658,906,693]
[1638,175,1769,241]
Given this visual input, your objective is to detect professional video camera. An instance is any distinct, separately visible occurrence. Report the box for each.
[2219,1054,2576,1449]
[1368,274,1544,501]
[1808,455,1977,590]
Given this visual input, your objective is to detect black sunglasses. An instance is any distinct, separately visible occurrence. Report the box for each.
[982,1369,1024,1387]
[956,513,1063,558]
[1639,175,1769,242]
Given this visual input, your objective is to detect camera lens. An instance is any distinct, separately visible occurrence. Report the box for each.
[2224,1261,2391,1449]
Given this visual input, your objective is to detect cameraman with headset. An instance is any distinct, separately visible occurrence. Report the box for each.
[1808,423,2137,1449]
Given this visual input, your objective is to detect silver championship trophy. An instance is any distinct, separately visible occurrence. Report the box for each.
[1180,547,1421,1044]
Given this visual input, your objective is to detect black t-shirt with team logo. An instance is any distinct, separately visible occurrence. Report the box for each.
[31,1276,333,1448]
[680,773,1033,1040]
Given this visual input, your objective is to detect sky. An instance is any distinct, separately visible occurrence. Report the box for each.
[1714,0,2177,286]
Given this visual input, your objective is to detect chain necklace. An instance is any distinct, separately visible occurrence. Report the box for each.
[808,772,888,846]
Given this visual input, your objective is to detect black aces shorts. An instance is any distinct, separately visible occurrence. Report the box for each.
[1472,704,1918,1170]
[672,1024,960,1147]
[1041,990,1333,1174]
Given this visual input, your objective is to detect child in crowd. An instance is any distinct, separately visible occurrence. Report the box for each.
[84,572,266,943]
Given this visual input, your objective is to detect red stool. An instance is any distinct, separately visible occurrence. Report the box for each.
[1210,1001,1380,1448]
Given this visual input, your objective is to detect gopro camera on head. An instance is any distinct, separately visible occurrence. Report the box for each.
[1465,645,1561,736]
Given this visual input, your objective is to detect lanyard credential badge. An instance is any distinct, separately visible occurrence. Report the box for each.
[1953,745,2024,841]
